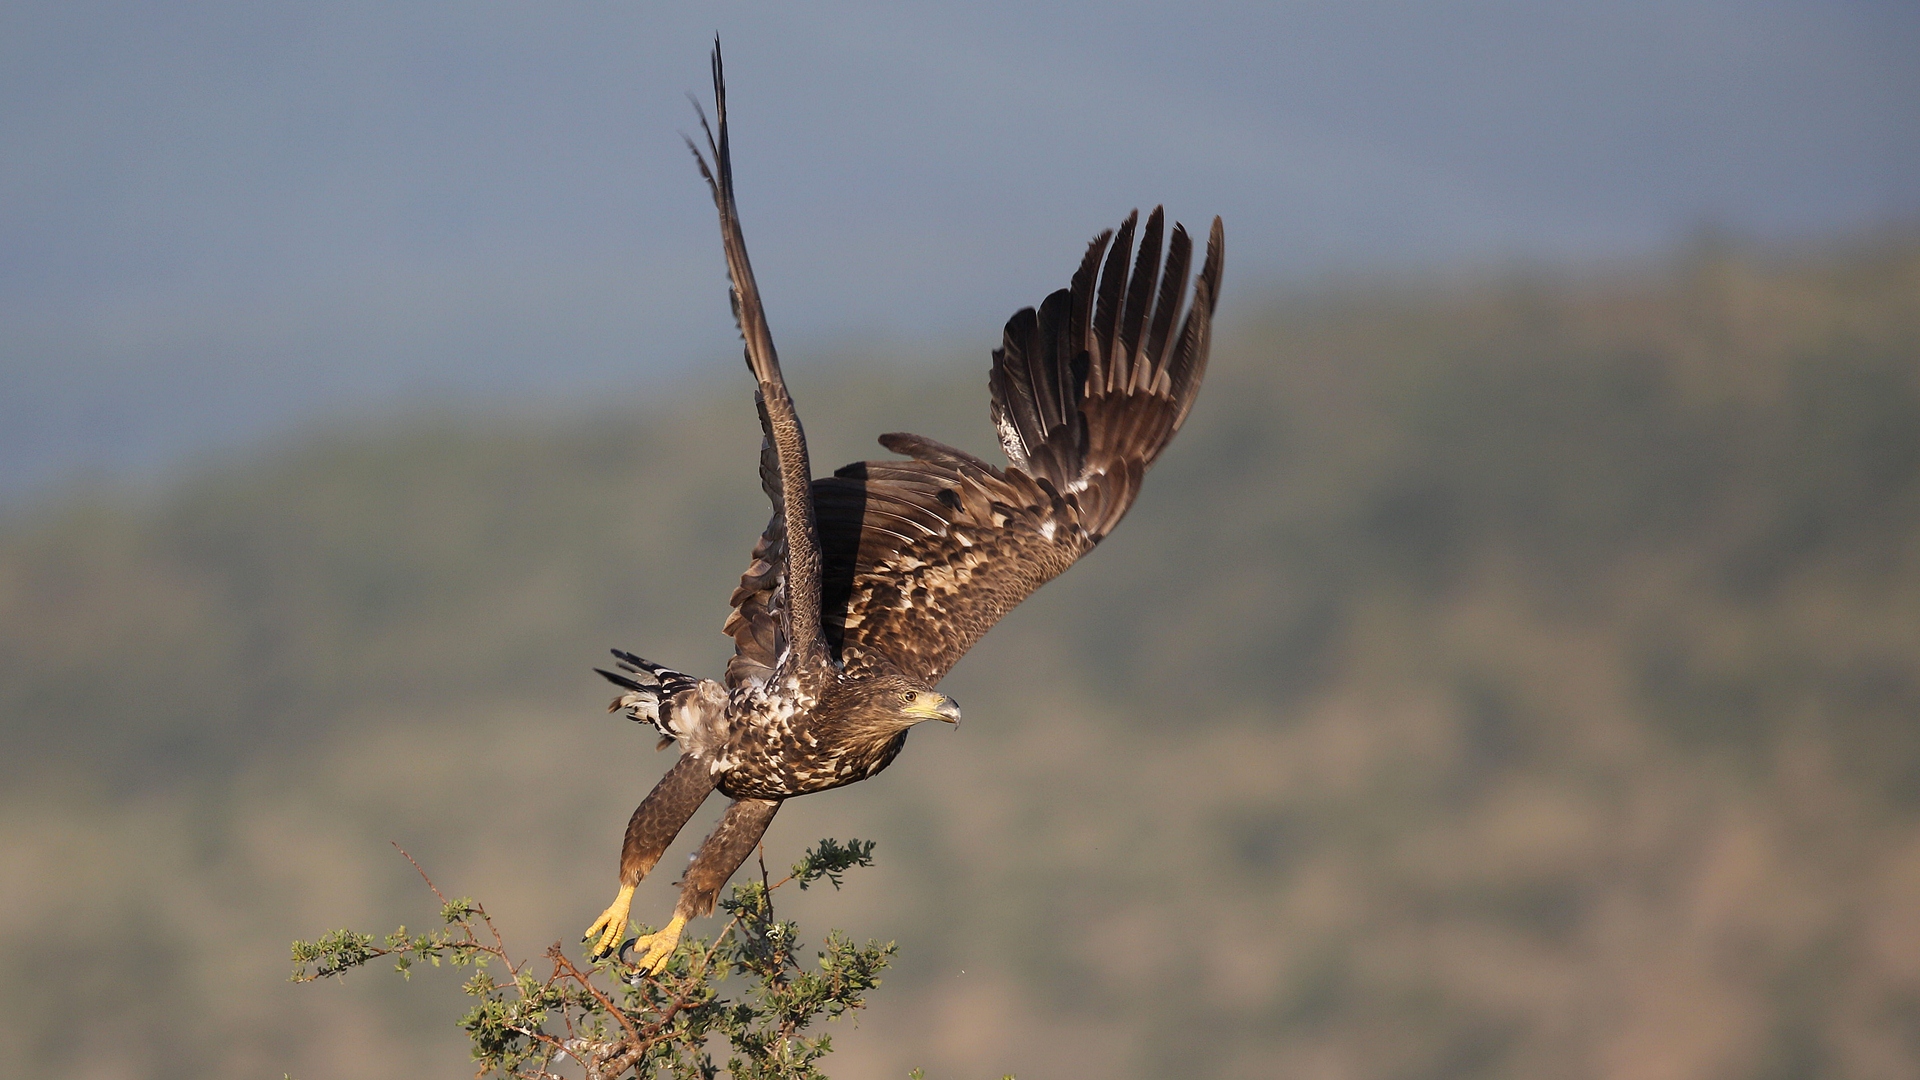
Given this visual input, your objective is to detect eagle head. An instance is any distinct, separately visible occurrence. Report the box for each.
[832,674,962,732]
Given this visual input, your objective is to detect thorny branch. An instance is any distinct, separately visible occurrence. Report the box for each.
[291,838,893,1080]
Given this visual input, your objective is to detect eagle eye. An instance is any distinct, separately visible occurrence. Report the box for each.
[899,690,918,705]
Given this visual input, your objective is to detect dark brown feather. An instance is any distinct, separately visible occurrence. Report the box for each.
[1168,216,1225,430]
[1143,222,1192,369]
[1091,210,1137,389]
[1068,231,1110,394]
[617,753,717,887]
[1117,207,1164,374]
[678,798,780,918]
[724,210,1223,687]
[689,41,829,680]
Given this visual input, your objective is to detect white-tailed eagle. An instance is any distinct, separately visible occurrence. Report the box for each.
[586,42,1224,972]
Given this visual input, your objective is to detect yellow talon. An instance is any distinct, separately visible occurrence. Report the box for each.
[584,883,636,959]
[630,913,688,975]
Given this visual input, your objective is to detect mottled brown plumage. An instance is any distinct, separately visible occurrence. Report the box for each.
[585,41,1224,972]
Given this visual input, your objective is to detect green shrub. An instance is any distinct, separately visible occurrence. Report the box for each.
[293,840,894,1080]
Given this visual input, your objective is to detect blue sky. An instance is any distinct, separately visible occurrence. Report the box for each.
[3,1,1915,496]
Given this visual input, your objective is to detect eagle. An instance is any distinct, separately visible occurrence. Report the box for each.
[585,43,1224,972]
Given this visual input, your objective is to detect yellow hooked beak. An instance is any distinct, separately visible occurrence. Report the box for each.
[907,693,962,726]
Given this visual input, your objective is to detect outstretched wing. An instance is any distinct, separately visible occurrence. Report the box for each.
[727,208,1224,686]
[688,41,831,688]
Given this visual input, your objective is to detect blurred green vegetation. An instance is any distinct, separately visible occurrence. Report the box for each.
[3,232,1918,1079]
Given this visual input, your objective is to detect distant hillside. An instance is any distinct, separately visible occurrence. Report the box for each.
[3,234,1918,1079]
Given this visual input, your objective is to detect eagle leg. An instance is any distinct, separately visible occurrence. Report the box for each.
[625,797,782,976]
[585,752,716,959]
[681,796,781,918]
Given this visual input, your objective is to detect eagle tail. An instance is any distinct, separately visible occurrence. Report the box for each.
[596,651,718,751]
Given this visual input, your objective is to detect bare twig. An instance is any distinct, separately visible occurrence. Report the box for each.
[547,944,643,1047]
[393,841,516,977]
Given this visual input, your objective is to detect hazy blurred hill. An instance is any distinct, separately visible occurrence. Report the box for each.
[4,233,1919,1080]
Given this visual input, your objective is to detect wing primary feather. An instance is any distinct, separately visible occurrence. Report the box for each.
[1035,287,1075,441]
[1091,210,1137,392]
[1117,206,1163,377]
[998,305,1044,455]
[1143,222,1193,371]
[1018,296,1061,443]
[987,348,1023,467]
[1069,230,1112,391]
[1167,217,1225,429]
